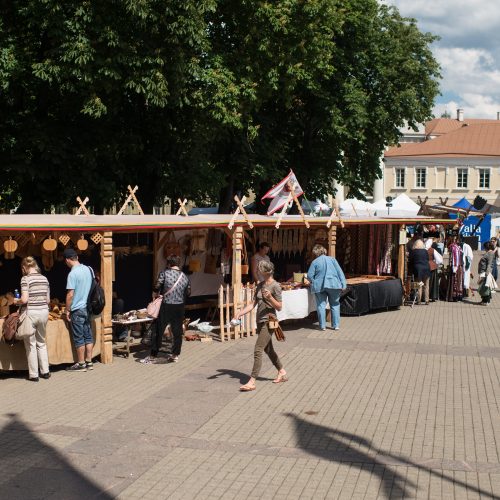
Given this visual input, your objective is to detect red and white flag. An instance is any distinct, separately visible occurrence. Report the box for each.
[261,170,304,215]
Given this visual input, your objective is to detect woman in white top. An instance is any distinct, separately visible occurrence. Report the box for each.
[15,256,51,382]
[251,242,271,283]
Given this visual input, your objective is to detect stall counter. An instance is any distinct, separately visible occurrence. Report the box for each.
[0,317,102,371]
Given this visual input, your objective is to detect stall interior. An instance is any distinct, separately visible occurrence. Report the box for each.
[0,231,103,370]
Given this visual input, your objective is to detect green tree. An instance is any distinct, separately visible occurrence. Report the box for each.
[202,0,440,210]
[0,0,440,213]
[0,0,216,212]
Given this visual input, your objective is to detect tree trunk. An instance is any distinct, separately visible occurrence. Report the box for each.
[218,175,235,214]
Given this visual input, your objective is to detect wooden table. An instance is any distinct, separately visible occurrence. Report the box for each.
[112,317,153,357]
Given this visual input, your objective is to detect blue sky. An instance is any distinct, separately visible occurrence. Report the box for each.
[386,0,500,119]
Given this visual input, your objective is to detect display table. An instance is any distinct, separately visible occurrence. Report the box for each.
[340,277,403,316]
[277,288,316,321]
[112,317,153,357]
[0,318,102,371]
[276,277,403,321]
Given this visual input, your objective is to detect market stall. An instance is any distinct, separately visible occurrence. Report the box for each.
[0,210,453,365]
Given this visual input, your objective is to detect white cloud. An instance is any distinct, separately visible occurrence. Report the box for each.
[385,0,500,118]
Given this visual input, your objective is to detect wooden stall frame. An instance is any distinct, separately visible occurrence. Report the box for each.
[118,185,144,215]
[176,198,189,216]
[100,231,113,363]
[228,195,254,230]
[75,196,90,216]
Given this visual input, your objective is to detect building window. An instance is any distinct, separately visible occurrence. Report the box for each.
[415,168,426,188]
[478,168,490,189]
[457,168,468,188]
[395,168,405,188]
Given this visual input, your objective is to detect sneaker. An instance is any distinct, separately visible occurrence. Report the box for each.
[140,356,156,364]
[167,355,179,363]
[40,372,51,379]
[66,362,87,372]
[333,326,340,331]
[85,361,94,371]
[28,377,39,382]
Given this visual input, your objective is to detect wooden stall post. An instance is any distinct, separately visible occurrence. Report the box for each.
[232,226,244,339]
[328,225,337,258]
[100,232,114,363]
[397,225,406,280]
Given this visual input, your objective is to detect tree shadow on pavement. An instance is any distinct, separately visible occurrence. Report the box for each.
[0,413,114,500]
[286,413,498,500]
[207,369,273,383]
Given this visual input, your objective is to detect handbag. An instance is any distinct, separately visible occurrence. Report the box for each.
[146,272,185,319]
[15,310,34,340]
[146,296,163,319]
[268,313,285,342]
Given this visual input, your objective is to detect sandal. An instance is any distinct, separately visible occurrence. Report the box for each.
[239,383,256,392]
[273,372,288,384]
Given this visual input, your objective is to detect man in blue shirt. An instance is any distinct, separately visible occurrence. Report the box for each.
[64,248,93,371]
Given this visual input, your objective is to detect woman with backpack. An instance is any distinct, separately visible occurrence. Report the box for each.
[15,256,51,382]
[142,254,190,364]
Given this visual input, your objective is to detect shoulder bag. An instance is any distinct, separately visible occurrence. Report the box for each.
[146,272,184,319]
[268,313,285,342]
[15,310,34,340]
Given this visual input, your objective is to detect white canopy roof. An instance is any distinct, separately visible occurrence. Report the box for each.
[372,193,420,217]
[339,198,374,216]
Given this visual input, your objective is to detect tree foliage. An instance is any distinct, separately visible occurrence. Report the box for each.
[0,0,440,213]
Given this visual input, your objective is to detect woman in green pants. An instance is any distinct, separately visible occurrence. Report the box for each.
[233,260,287,391]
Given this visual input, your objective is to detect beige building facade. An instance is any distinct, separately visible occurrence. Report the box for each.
[383,115,500,207]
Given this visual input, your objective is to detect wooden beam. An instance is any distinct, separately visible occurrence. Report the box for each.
[326,198,344,229]
[117,185,144,215]
[397,225,406,280]
[328,225,337,258]
[75,196,90,216]
[100,231,113,363]
[289,181,310,228]
[176,198,189,216]
[231,226,244,339]
[275,192,293,229]
[228,195,254,230]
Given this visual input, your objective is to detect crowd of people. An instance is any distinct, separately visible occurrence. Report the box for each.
[407,230,499,305]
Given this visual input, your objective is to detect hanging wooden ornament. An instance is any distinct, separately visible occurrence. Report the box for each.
[59,233,71,246]
[42,236,57,252]
[4,237,18,254]
[77,235,89,251]
[90,233,103,245]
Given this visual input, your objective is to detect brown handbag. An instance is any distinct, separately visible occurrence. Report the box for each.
[268,313,285,341]
[428,248,437,271]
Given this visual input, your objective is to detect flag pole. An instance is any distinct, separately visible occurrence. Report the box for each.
[302,193,315,217]
[289,181,310,228]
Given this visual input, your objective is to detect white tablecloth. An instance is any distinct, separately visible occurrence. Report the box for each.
[277,288,317,321]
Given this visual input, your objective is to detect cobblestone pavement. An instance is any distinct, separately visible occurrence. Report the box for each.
[1,292,500,499]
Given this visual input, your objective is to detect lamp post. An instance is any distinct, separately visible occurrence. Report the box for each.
[385,196,393,216]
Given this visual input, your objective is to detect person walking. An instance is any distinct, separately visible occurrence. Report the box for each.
[409,239,431,304]
[233,260,287,391]
[64,248,94,372]
[251,242,271,283]
[142,254,190,364]
[427,242,443,301]
[477,241,496,305]
[306,244,346,331]
[491,237,500,284]
[15,256,50,382]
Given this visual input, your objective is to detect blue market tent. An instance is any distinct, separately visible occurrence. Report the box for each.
[452,197,472,210]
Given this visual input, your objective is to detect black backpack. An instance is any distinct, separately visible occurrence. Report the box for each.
[87,266,105,315]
